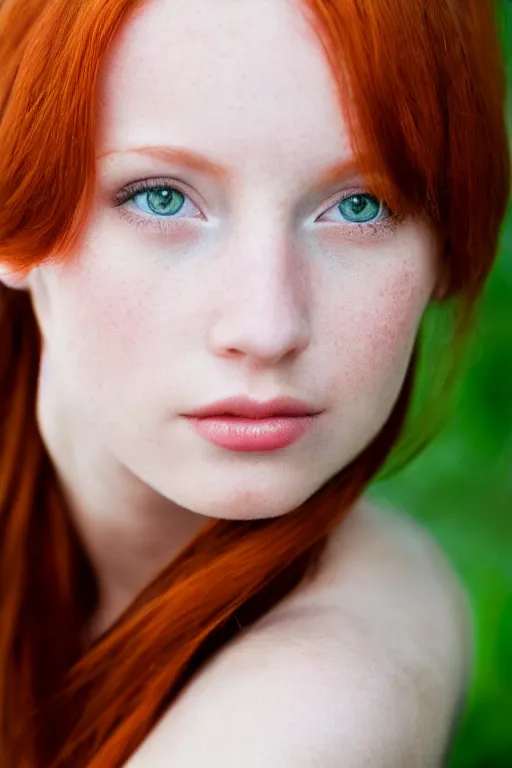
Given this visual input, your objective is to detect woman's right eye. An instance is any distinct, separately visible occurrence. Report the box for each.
[115,181,202,221]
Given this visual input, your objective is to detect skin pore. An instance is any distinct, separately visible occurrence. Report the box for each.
[7,0,439,641]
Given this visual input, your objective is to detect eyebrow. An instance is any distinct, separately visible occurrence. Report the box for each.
[99,146,230,182]
[99,146,366,190]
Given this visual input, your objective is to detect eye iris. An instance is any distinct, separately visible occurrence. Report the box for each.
[338,194,380,223]
[146,187,184,216]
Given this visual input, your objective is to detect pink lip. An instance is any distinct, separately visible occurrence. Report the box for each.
[184,415,319,452]
[182,396,322,452]
[183,395,320,419]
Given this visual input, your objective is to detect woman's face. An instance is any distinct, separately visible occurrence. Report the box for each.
[29,0,438,520]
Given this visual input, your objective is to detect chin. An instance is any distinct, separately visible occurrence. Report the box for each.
[169,479,323,522]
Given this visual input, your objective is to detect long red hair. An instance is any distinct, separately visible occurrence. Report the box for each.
[0,0,509,765]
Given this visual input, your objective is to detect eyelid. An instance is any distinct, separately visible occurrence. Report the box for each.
[113,177,204,210]
[114,176,387,210]
[316,188,390,219]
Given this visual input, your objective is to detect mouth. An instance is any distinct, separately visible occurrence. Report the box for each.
[184,395,322,420]
[182,395,323,452]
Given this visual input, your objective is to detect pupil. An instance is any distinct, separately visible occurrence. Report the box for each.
[338,193,380,223]
[147,188,184,215]
[350,196,367,214]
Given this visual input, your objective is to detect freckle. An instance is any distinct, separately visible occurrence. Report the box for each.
[370,322,396,360]
[371,277,420,364]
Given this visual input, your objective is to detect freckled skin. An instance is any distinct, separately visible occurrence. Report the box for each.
[21,0,439,618]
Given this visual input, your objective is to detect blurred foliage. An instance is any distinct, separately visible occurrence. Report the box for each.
[369,3,512,765]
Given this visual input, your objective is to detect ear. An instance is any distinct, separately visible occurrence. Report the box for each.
[430,244,451,303]
[430,260,450,302]
[0,264,31,291]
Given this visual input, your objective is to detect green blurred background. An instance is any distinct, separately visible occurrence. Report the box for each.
[369,3,512,765]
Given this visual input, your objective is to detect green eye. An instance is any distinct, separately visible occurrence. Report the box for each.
[143,187,185,216]
[338,194,382,223]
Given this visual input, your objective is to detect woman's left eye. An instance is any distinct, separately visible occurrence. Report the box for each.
[319,193,391,224]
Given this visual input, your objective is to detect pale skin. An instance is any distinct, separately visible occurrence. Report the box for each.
[0,0,471,764]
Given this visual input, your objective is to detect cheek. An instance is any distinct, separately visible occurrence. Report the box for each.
[367,270,426,364]
[329,267,429,398]
[46,258,160,401]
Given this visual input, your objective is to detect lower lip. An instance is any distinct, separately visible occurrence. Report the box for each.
[184,414,318,452]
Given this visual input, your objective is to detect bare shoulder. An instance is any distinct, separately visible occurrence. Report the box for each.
[321,494,471,614]
[125,498,473,767]
[273,493,472,651]
[304,495,473,684]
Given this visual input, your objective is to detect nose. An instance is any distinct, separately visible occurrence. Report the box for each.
[208,222,311,368]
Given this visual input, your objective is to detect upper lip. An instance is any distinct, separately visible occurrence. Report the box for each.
[184,396,322,419]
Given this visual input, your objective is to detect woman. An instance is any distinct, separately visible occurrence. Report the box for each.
[0,0,509,765]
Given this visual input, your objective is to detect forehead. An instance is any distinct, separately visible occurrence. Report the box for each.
[97,0,351,170]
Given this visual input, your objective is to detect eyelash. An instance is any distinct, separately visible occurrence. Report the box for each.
[113,178,403,237]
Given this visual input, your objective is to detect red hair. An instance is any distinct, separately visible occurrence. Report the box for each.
[0,0,509,765]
